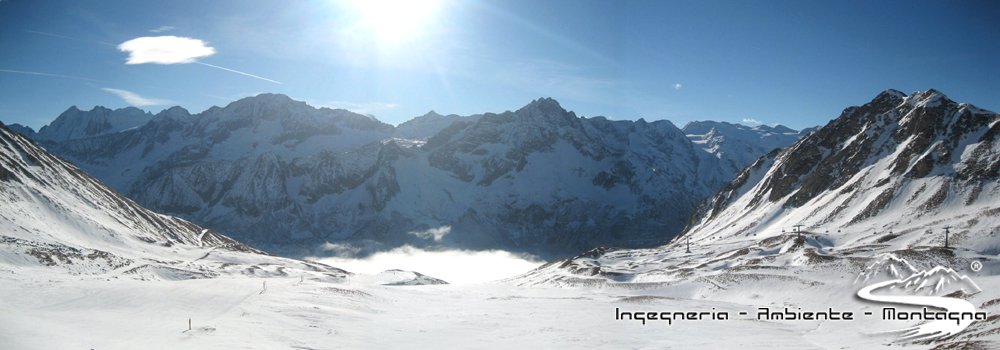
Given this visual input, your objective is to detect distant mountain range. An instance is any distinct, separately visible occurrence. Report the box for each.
[7,95,808,258]
[683,121,816,178]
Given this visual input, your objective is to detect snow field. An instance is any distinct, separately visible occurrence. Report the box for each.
[2,272,932,349]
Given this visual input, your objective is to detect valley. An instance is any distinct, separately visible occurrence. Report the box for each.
[1,89,998,349]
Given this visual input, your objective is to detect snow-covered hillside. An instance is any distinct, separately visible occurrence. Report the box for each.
[682,89,1000,247]
[0,120,347,280]
[26,95,742,258]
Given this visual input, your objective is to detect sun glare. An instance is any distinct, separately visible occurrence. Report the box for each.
[349,0,444,42]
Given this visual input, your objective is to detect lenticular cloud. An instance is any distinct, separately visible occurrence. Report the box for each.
[101,88,173,107]
[118,36,215,65]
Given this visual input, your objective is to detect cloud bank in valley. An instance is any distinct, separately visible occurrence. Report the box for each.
[312,246,543,285]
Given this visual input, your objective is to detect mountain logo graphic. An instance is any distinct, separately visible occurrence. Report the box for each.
[855,255,985,342]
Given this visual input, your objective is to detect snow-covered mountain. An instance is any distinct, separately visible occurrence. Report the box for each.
[683,121,814,180]
[0,120,347,280]
[505,89,999,293]
[5,123,36,139]
[31,105,154,142]
[500,91,1000,348]
[368,98,730,256]
[392,110,480,141]
[681,89,1000,247]
[24,95,744,258]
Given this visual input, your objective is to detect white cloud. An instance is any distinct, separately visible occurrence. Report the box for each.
[149,26,175,33]
[674,83,682,90]
[117,36,215,65]
[743,118,763,125]
[102,88,173,106]
[116,36,281,84]
[407,226,450,242]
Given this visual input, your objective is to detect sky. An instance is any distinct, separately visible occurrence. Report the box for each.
[1,0,998,131]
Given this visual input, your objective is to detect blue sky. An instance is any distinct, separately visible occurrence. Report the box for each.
[1,0,997,131]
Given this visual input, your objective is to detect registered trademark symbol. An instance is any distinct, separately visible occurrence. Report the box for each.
[971,260,983,272]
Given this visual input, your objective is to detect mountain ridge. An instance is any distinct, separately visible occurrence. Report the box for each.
[15,94,793,258]
[683,120,813,181]
[14,93,813,258]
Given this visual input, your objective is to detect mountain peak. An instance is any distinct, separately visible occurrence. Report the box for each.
[251,92,294,102]
[152,105,193,123]
[918,88,942,98]
[5,123,37,138]
[881,89,907,99]
[906,89,951,108]
[394,110,477,140]
[225,93,298,110]
[164,105,189,114]
[867,89,907,109]
[35,105,153,142]
[509,97,578,127]
[527,97,564,112]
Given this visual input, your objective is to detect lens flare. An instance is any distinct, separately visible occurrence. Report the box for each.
[349,0,444,42]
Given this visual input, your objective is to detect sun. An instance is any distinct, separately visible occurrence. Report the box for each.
[349,0,444,43]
